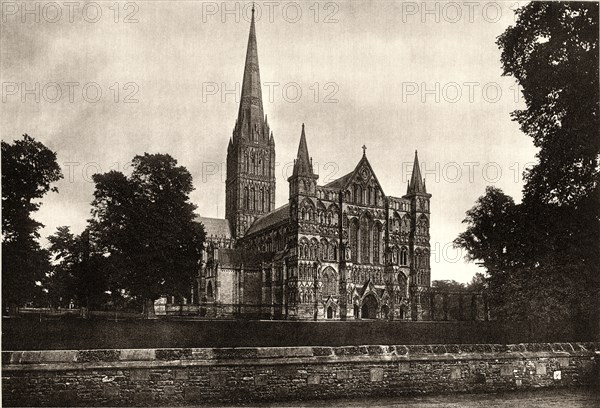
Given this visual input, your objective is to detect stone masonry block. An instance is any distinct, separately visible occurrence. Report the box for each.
[535,363,547,375]
[174,368,189,380]
[38,350,77,363]
[163,386,177,396]
[130,369,150,381]
[54,390,78,404]
[209,372,228,387]
[336,370,352,380]
[184,386,202,401]
[132,390,153,404]
[370,368,384,382]
[581,360,595,374]
[398,362,410,373]
[450,367,461,379]
[120,349,155,361]
[500,365,514,376]
[103,384,120,398]
[307,374,321,385]
[255,374,268,386]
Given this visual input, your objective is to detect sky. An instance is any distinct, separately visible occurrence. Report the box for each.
[0,0,536,283]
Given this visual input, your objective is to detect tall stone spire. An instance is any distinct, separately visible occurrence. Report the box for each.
[226,9,275,239]
[236,6,264,140]
[292,124,314,176]
[408,150,426,194]
[288,124,318,200]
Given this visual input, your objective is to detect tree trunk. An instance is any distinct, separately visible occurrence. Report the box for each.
[143,298,158,319]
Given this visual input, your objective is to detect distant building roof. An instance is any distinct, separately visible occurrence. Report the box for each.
[196,216,232,239]
[218,249,274,268]
[245,204,289,236]
[324,171,353,189]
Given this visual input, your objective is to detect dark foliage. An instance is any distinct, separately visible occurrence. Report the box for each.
[45,227,109,309]
[456,2,600,337]
[1,135,62,308]
[89,153,205,317]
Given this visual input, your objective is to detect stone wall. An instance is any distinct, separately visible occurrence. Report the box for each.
[2,343,598,406]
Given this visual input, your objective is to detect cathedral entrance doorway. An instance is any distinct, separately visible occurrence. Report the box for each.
[327,306,333,319]
[361,295,378,319]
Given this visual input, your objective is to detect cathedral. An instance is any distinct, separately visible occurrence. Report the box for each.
[189,10,432,320]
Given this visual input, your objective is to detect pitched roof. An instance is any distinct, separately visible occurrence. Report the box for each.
[245,204,289,236]
[324,171,353,189]
[219,249,274,268]
[323,153,386,197]
[196,216,232,239]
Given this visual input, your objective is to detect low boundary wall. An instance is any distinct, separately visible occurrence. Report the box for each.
[2,342,599,406]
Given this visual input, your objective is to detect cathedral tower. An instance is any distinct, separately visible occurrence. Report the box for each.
[288,124,318,200]
[225,7,276,239]
[405,150,432,320]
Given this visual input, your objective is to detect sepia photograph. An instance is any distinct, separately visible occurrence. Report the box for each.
[1,0,599,406]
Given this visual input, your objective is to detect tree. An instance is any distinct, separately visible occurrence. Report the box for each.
[455,2,600,338]
[455,188,598,332]
[2,135,62,312]
[90,153,205,318]
[497,2,599,206]
[45,226,108,313]
[453,187,518,271]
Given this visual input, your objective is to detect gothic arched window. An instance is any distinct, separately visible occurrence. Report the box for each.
[402,215,411,235]
[266,189,270,211]
[394,215,401,232]
[400,247,408,266]
[373,222,381,264]
[244,187,249,209]
[322,267,337,296]
[360,214,371,263]
[418,215,429,235]
[350,218,359,263]
[321,239,328,260]
[354,185,362,205]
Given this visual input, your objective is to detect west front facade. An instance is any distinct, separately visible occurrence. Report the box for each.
[167,9,432,320]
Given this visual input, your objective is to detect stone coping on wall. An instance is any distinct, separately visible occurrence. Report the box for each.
[3,342,598,372]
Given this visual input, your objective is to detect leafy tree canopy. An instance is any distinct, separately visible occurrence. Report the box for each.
[497,2,599,206]
[456,3,599,336]
[89,153,205,317]
[1,135,62,308]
